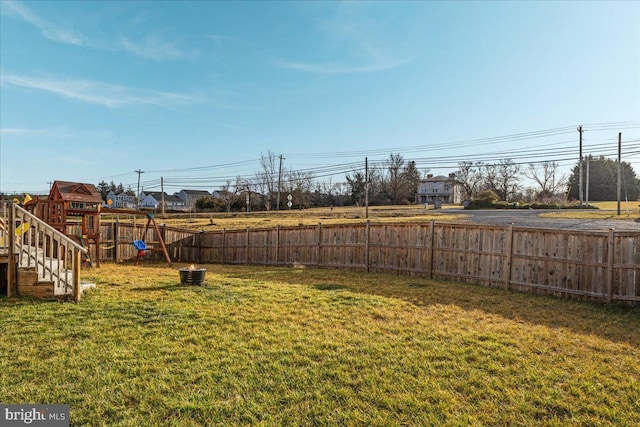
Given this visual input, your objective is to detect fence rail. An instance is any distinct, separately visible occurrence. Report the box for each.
[99,220,640,303]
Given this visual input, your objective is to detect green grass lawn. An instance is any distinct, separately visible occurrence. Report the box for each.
[1,263,639,426]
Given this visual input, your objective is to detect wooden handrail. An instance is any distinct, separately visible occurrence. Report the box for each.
[2,200,88,299]
[13,203,88,254]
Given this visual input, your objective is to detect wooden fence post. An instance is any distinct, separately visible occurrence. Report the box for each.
[275,225,280,267]
[160,223,165,245]
[365,220,371,273]
[504,225,514,290]
[264,228,269,266]
[73,249,81,303]
[607,228,615,302]
[428,220,435,279]
[198,230,203,264]
[7,203,16,297]
[246,227,250,265]
[222,229,226,265]
[317,222,322,268]
[113,219,119,263]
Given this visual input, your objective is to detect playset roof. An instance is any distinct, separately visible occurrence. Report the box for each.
[49,181,103,204]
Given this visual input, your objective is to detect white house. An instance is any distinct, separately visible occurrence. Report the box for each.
[175,190,211,210]
[416,173,463,205]
[105,190,136,209]
[139,192,186,210]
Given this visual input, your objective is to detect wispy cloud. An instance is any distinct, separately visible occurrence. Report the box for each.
[277,58,409,75]
[120,36,194,60]
[205,34,232,45]
[2,0,87,46]
[3,1,193,61]
[55,156,90,165]
[0,127,45,137]
[0,127,113,140]
[277,3,411,75]
[1,72,199,109]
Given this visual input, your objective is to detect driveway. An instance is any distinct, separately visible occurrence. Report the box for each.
[445,209,640,232]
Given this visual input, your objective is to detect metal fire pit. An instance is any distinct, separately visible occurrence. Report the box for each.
[179,267,207,285]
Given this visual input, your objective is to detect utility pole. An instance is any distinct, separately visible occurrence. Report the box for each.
[135,169,144,208]
[47,181,53,192]
[578,126,583,207]
[160,177,166,217]
[365,157,369,219]
[246,182,251,213]
[617,132,622,215]
[585,159,589,207]
[276,155,284,211]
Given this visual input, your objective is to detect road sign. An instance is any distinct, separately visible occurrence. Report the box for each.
[287,194,292,201]
[287,201,292,209]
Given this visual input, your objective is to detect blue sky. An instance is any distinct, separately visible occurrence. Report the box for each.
[1,0,638,195]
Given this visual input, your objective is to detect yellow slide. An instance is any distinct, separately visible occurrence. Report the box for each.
[0,221,30,246]
[1,195,33,245]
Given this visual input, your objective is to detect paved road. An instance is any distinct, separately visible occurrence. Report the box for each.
[444,209,640,232]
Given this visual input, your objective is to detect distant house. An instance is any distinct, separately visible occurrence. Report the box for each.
[416,173,463,205]
[105,191,136,209]
[175,190,211,210]
[139,192,186,210]
[211,190,233,200]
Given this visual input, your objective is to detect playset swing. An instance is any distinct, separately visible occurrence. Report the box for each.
[20,181,174,266]
[95,208,172,265]
[132,212,172,265]
[133,239,147,257]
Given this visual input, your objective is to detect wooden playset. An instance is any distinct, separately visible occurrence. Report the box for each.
[24,180,171,266]
[25,181,103,265]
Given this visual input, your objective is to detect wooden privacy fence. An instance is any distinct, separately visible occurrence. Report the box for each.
[99,221,640,303]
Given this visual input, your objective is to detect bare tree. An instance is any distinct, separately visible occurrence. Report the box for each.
[255,150,279,209]
[456,161,483,199]
[482,159,521,201]
[525,161,567,200]
[332,181,349,196]
[234,176,254,211]
[219,180,239,213]
[367,165,385,205]
[284,170,314,209]
[384,153,408,205]
[313,178,348,207]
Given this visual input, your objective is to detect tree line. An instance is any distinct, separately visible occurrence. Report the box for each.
[153,152,640,212]
[3,152,636,209]
[96,181,136,201]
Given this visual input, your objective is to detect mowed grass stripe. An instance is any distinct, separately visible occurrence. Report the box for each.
[1,263,639,426]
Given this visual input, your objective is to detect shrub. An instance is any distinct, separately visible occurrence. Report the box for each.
[466,190,500,209]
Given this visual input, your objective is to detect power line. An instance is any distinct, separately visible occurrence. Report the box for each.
[83,123,638,194]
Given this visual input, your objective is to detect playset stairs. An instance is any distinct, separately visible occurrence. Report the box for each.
[1,201,87,301]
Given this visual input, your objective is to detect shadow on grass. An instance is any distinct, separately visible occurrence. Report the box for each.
[130,283,216,292]
[0,296,73,306]
[219,266,640,347]
[313,284,349,291]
